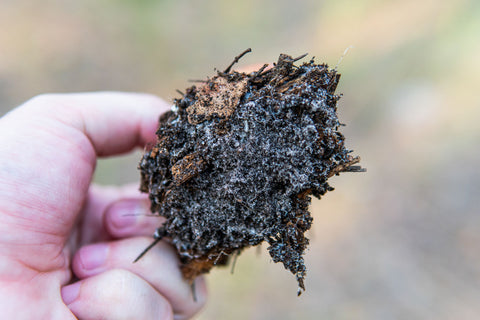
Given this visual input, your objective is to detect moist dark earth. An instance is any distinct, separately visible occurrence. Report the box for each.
[139,51,362,294]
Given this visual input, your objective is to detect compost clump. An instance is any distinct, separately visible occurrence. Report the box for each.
[139,49,363,295]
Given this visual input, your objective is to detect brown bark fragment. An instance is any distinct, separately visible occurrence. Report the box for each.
[187,77,248,125]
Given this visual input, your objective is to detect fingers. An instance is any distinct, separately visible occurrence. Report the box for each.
[0,92,169,242]
[79,184,164,245]
[103,197,164,239]
[23,91,169,157]
[79,184,163,244]
[61,269,174,320]
[71,237,206,319]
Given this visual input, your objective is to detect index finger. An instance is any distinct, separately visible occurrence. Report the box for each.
[20,91,169,157]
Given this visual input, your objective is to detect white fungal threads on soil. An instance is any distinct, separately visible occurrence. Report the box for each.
[138,51,363,295]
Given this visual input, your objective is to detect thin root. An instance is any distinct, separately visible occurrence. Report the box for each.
[133,236,162,263]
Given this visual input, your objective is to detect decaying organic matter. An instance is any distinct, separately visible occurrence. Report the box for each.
[138,49,363,295]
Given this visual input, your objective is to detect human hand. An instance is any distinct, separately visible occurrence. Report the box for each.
[0,92,206,319]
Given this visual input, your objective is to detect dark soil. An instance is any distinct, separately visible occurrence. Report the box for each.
[138,50,363,294]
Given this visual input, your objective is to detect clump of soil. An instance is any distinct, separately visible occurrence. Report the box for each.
[138,49,363,295]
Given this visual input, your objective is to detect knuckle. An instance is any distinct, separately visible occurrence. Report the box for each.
[95,269,174,320]
[140,92,163,102]
[95,269,137,301]
[23,93,67,113]
[138,93,169,109]
[27,93,61,106]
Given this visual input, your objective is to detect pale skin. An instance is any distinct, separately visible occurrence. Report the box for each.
[0,92,206,319]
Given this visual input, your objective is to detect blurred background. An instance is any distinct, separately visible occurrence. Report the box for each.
[1,0,479,319]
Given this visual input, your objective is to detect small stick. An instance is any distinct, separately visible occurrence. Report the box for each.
[251,63,270,80]
[176,89,184,96]
[230,250,239,275]
[191,281,197,302]
[256,244,262,256]
[345,165,366,173]
[335,45,354,70]
[292,53,308,62]
[254,63,269,75]
[133,236,162,263]
[213,250,227,265]
[223,48,252,73]
[121,213,159,217]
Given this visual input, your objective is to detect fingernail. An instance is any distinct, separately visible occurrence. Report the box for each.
[61,282,81,305]
[109,199,146,229]
[79,243,109,270]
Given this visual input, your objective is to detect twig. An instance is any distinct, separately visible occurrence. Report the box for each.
[292,53,308,62]
[251,63,270,80]
[223,48,252,73]
[214,250,228,265]
[133,237,162,262]
[335,45,354,70]
[191,281,197,302]
[230,250,239,274]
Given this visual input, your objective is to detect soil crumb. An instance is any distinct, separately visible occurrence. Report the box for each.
[139,50,363,295]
